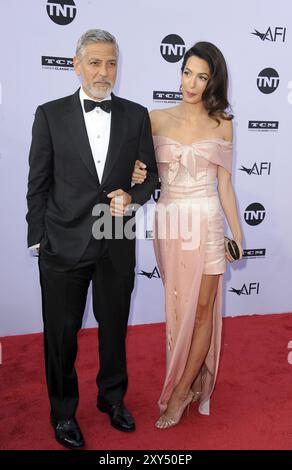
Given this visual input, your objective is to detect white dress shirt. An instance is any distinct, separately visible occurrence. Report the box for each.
[29,87,112,250]
[79,86,111,182]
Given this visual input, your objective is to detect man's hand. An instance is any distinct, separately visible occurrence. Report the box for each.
[131,160,147,184]
[107,189,133,217]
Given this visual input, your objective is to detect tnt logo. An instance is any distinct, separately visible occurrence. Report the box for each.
[257,68,280,94]
[160,34,186,63]
[244,203,266,226]
[47,0,77,25]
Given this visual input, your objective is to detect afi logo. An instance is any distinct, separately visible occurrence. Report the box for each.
[252,27,286,42]
[138,267,160,279]
[47,0,77,25]
[244,203,266,226]
[239,162,271,175]
[257,68,280,94]
[229,283,260,296]
[160,34,186,63]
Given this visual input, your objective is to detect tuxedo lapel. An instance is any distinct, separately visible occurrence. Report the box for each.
[100,94,129,187]
[62,90,100,183]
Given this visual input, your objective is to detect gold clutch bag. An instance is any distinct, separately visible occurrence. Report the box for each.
[224,236,240,261]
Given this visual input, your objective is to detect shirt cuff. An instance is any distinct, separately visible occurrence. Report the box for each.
[28,243,40,250]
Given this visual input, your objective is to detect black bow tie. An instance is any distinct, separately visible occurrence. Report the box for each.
[84,99,112,113]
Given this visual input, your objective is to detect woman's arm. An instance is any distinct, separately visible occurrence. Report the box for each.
[218,167,243,249]
[217,118,243,247]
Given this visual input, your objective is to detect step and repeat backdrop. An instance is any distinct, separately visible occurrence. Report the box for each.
[0,0,291,335]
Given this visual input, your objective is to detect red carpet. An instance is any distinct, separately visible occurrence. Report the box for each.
[1,313,292,450]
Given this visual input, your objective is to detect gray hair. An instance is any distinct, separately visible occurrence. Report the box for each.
[76,29,119,58]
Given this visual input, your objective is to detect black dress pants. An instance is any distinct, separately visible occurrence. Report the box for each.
[39,238,135,420]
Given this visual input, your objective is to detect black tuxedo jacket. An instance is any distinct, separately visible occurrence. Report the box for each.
[26,90,158,273]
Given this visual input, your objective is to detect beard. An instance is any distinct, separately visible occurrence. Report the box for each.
[83,78,114,100]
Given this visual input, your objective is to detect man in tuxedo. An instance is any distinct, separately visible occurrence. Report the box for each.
[26,29,157,449]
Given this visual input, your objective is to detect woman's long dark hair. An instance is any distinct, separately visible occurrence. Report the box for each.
[181,41,233,122]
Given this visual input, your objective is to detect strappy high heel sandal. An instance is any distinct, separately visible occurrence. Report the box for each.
[155,391,194,429]
[192,390,202,402]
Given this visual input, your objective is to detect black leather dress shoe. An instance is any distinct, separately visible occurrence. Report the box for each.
[97,398,136,432]
[51,415,85,449]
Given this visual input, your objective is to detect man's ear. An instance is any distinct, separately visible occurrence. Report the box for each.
[73,55,80,75]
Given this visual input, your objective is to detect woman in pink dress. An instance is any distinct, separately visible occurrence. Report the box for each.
[133,42,242,428]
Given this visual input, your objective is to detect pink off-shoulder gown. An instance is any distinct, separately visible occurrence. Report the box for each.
[153,135,233,415]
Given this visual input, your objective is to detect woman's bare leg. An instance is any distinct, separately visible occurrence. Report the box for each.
[161,274,220,418]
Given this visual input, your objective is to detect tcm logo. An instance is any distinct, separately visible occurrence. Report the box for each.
[47,0,77,25]
[252,26,286,42]
[42,56,74,70]
[248,120,279,131]
[152,179,161,203]
[243,249,266,259]
[146,230,154,240]
[138,267,160,279]
[153,91,182,103]
[239,162,271,175]
[160,34,186,63]
[257,68,280,94]
[244,203,266,226]
[229,282,260,296]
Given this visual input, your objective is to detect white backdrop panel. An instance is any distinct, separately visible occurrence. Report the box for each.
[0,0,291,336]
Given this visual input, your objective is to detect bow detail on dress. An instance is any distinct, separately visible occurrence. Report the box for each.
[154,137,233,185]
[168,144,198,184]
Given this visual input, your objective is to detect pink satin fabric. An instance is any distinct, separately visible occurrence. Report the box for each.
[152,135,233,415]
